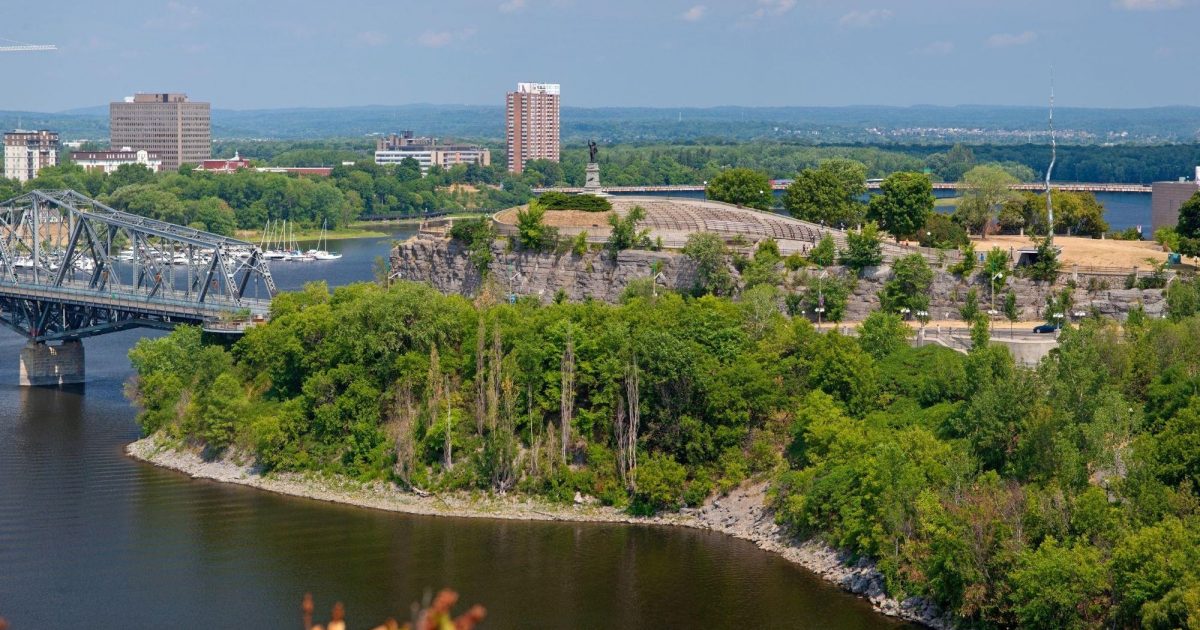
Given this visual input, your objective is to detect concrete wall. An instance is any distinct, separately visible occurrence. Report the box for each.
[19,340,84,387]
[1151,180,1199,234]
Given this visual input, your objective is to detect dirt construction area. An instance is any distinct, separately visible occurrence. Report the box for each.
[967,235,1168,270]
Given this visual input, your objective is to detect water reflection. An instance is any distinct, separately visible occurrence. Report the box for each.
[0,226,909,629]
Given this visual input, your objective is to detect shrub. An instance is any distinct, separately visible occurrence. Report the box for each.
[809,234,837,267]
[537,191,612,212]
[631,453,688,514]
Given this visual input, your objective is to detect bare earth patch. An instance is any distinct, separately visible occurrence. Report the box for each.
[971,234,1167,270]
[493,206,613,229]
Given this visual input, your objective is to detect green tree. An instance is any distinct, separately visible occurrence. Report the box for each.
[919,212,970,249]
[784,159,868,227]
[1167,277,1200,320]
[955,165,1018,237]
[857,310,911,361]
[682,232,734,296]
[880,253,934,314]
[1025,235,1061,282]
[1175,191,1200,241]
[606,205,649,253]
[515,201,558,251]
[867,171,934,242]
[631,453,688,513]
[705,168,773,210]
[1003,290,1019,337]
[809,234,837,267]
[1010,539,1110,629]
[839,222,883,272]
[960,287,980,323]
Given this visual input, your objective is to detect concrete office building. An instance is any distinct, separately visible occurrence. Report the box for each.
[1151,166,1200,234]
[109,93,211,171]
[373,131,491,174]
[505,82,560,174]
[3,130,59,183]
[70,147,163,174]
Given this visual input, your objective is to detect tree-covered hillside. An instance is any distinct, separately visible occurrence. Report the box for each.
[129,277,1200,628]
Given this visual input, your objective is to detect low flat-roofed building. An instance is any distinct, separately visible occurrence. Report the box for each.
[1151,169,1200,234]
[374,132,490,175]
[70,147,163,174]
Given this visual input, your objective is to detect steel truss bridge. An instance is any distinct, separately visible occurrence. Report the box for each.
[0,190,276,342]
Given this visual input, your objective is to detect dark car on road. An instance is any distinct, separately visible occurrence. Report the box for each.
[1032,324,1060,334]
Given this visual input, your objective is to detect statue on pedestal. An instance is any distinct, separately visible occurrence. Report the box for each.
[584,139,603,192]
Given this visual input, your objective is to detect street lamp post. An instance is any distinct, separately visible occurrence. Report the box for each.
[991,272,1004,312]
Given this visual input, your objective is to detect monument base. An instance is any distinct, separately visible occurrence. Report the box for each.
[20,339,85,387]
[582,162,608,196]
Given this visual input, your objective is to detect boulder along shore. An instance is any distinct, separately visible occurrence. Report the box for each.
[126,433,952,628]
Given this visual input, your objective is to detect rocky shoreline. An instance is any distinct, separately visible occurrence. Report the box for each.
[126,434,951,628]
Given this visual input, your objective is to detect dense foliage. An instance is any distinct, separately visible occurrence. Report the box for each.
[128,276,1200,627]
[704,168,773,210]
[0,157,541,235]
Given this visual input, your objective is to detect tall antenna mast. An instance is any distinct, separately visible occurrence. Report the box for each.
[1045,68,1056,241]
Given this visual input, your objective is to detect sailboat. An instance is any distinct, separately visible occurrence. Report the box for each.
[261,220,288,260]
[305,220,342,261]
[282,222,313,261]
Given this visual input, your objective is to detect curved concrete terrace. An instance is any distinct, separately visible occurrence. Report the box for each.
[493,196,936,261]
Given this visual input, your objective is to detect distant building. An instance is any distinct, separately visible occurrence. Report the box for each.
[70,147,163,174]
[195,153,332,177]
[4,130,59,183]
[110,93,211,171]
[505,82,560,174]
[373,131,491,174]
[1151,166,1200,234]
[196,152,252,173]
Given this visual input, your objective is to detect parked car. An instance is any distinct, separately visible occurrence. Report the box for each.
[1032,323,1060,334]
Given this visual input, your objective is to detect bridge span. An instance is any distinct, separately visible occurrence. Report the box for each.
[534,181,1152,195]
[0,190,277,385]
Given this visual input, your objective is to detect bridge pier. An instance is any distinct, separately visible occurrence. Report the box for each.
[20,339,84,387]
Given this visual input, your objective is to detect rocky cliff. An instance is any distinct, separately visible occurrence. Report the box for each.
[391,234,699,303]
[392,234,1165,319]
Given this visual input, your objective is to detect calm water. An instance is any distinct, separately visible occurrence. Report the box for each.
[0,226,905,629]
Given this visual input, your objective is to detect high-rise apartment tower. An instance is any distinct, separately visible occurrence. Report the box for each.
[505,82,560,174]
[3,130,58,183]
[109,93,211,171]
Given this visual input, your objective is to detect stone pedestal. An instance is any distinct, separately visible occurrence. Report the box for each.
[583,162,603,193]
[20,339,85,387]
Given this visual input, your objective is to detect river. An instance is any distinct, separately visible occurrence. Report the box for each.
[0,227,908,629]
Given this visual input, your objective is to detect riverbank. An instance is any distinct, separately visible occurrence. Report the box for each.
[349,212,488,228]
[126,434,951,628]
[234,226,388,242]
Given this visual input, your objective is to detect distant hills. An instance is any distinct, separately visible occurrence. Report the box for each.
[2,104,1198,145]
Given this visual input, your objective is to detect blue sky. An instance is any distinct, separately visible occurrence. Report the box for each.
[5,0,1198,110]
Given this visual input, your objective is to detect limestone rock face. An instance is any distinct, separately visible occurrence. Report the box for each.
[392,235,1164,320]
[391,235,699,303]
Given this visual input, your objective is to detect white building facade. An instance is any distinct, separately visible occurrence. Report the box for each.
[70,148,163,174]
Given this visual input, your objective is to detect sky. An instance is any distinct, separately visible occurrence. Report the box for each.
[4,0,1200,111]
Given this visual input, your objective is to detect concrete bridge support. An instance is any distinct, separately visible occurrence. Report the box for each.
[20,339,84,386]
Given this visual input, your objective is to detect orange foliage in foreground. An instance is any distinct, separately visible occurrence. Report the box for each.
[302,589,486,630]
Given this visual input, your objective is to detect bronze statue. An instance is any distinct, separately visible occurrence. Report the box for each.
[588,140,598,163]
